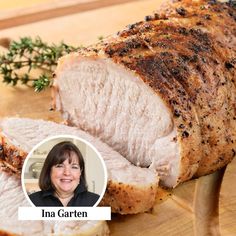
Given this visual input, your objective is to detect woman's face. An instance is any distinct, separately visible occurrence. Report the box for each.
[50,152,81,196]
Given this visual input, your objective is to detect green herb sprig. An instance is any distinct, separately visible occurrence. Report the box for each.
[0,37,78,92]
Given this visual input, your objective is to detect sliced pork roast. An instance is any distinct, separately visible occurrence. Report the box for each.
[0,171,109,236]
[0,117,158,214]
[54,0,236,187]
[0,171,43,236]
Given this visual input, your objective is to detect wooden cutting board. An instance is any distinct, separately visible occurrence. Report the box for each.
[0,0,235,235]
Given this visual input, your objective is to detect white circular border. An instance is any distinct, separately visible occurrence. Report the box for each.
[21,134,108,207]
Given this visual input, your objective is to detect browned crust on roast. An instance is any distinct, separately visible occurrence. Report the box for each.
[0,134,27,174]
[0,230,19,236]
[100,180,157,214]
[70,0,236,181]
[151,0,236,177]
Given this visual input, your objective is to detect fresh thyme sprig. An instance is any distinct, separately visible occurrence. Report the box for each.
[0,37,78,92]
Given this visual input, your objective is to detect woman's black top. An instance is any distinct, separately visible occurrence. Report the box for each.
[29,182,100,207]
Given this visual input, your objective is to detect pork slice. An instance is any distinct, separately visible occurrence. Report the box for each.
[0,171,109,236]
[54,0,236,187]
[0,171,43,236]
[0,117,158,214]
[54,58,195,188]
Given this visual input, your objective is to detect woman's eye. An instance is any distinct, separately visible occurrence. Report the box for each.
[55,164,63,168]
[72,165,80,169]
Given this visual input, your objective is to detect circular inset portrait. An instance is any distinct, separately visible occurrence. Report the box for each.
[22,135,107,207]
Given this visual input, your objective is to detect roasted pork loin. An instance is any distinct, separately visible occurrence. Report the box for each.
[54,0,236,187]
[0,117,158,214]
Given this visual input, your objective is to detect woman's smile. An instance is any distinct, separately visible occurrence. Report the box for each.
[60,179,72,182]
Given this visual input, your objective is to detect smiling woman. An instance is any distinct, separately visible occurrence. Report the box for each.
[23,137,106,207]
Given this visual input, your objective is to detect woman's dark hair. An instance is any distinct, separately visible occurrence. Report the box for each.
[39,141,86,191]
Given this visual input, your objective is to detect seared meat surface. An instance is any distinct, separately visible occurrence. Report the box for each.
[54,0,236,187]
[109,0,236,178]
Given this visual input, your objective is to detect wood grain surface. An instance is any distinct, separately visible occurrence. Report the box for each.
[0,0,235,235]
[0,0,141,30]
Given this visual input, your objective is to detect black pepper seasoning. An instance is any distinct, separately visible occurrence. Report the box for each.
[144,15,153,21]
[204,14,211,20]
[208,0,217,5]
[176,7,187,16]
[127,24,135,30]
[0,144,4,160]
[182,131,189,138]
[225,61,234,69]
[154,13,160,20]
[174,109,181,117]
